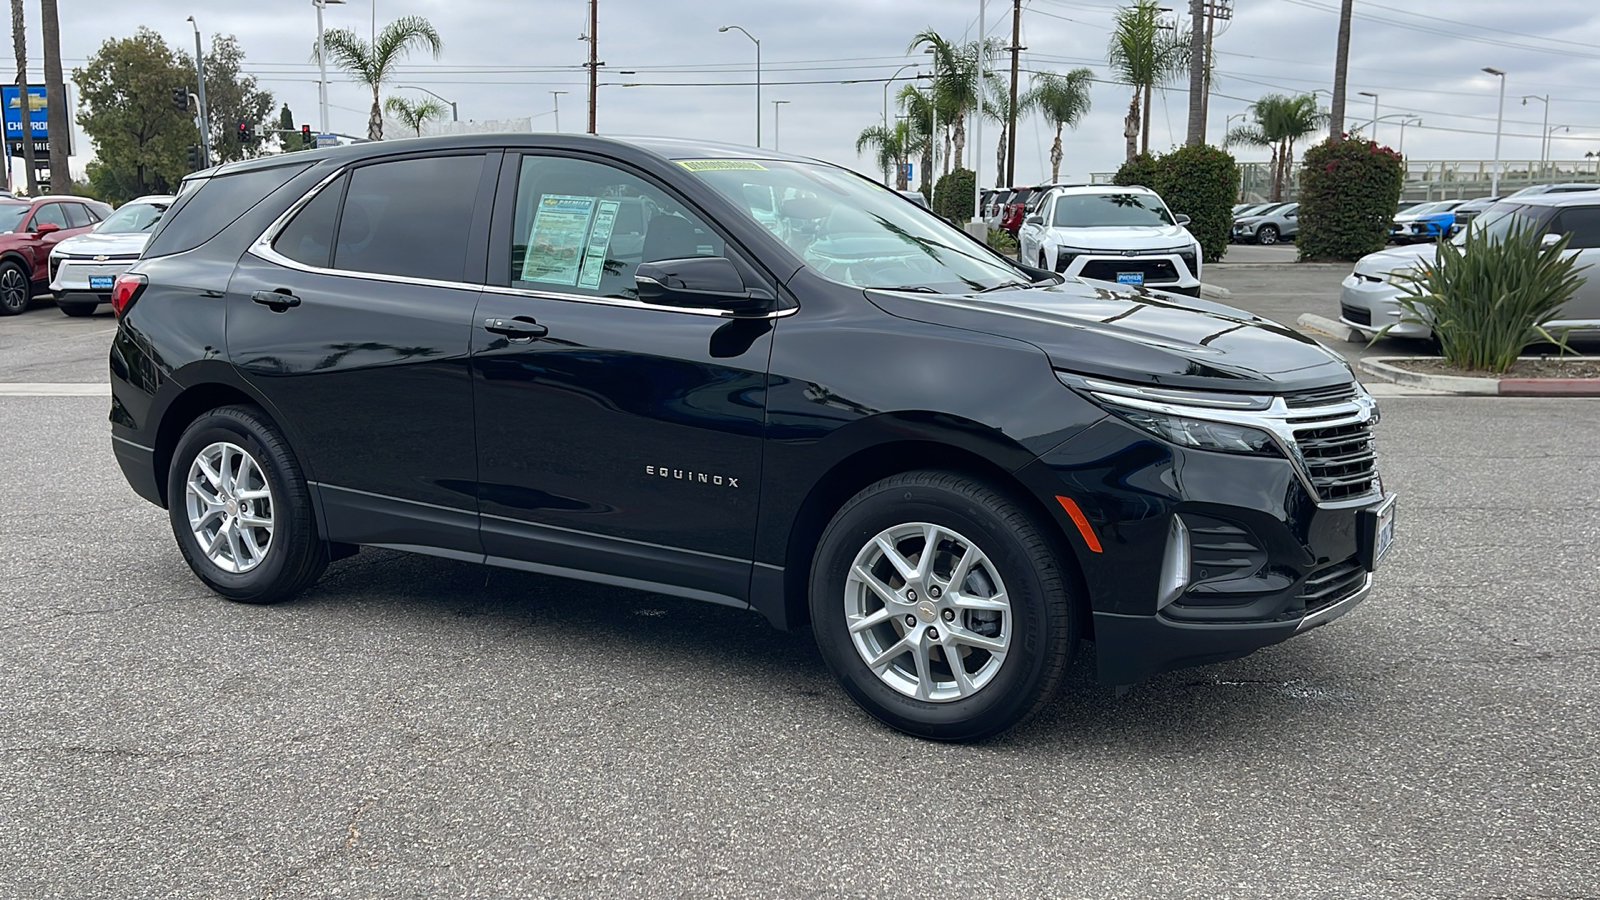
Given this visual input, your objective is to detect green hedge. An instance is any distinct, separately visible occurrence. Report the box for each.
[1112,153,1158,189]
[1152,145,1239,264]
[1297,138,1404,261]
[932,168,977,222]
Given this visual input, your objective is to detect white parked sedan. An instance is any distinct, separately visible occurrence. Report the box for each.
[1340,193,1600,340]
[1017,185,1203,297]
[48,194,173,316]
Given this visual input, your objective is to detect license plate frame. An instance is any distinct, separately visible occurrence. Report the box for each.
[1359,494,1398,571]
[89,275,115,290]
[1116,271,1144,285]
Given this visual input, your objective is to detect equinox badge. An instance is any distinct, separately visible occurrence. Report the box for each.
[646,465,739,488]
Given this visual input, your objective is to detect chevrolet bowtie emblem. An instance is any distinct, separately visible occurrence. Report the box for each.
[93,255,109,261]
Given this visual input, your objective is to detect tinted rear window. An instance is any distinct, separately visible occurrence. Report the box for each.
[332,154,484,282]
[144,162,312,258]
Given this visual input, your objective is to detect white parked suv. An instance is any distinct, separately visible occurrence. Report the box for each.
[1017,185,1203,297]
[48,194,173,316]
[1340,193,1600,340]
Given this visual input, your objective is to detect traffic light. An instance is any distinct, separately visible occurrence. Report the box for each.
[301,124,313,148]
[172,88,188,111]
[236,122,250,144]
[186,145,200,170]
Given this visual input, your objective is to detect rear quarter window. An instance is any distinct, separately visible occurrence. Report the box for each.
[143,162,313,258]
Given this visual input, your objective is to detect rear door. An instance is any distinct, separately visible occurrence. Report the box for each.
[227,150,500,556]
[1549,205,1600,325]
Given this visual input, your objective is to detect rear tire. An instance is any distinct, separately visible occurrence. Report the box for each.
[166,405,328,604]
[809,470,1078,741]
[58,301,99,317]
[0,262,29,315]
[1257,225,1280,245]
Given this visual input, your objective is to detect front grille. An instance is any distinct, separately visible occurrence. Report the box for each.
[1283,382,1358,408]
[1292,419,1378,501]
[1080,259,1179,283]
[1339,303,1372,326]
[1298,558,1366,614]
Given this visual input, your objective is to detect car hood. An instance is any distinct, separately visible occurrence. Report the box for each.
[1043,224,1194,249]
[866,279,1353,392]
[53,231,152,256]
[1354,244,1436,277]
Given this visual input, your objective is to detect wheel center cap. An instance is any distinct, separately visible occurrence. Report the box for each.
[916,601,937,622]
[225,499,239,517]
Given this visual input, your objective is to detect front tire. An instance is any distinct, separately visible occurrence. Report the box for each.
[166,405,328,604]
[1257,225,1280,245]
[809,471,1078,741]
[0,262,29,316]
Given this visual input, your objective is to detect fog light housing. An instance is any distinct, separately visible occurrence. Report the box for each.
[1156,515,1191,611]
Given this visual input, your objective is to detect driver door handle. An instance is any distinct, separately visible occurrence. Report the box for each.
[251,289,301,311]
[483,316,548,339]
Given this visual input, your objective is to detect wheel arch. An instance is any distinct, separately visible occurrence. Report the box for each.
[150,365,305,508]
[770,437,1092,640]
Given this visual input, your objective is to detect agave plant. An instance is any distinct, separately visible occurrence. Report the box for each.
[1390,222,1589,374]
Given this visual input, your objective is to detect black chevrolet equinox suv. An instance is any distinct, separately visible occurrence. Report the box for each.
[109,135,1396,740]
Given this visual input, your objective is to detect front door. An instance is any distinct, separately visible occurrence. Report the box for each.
[227,151,499,556]
[1549,205,1600,325]
[470,152,775,606]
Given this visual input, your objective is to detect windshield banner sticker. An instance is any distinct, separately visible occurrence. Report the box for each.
[522,195,597,286]
[576,199,621,290]
[677,159,768,172]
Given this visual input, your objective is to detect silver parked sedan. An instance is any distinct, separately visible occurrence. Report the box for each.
[1340,193,1600,340]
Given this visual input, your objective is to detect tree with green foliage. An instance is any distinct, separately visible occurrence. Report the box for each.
[983,72,1035,188]
[383,95,448,137]
[1028,68,1094,183]
[73,28,198,202]
[897,83,937,194]
[277,103,308,152]
[932,167,976,222]
[315,16,442,141]
[856,121,916,190]
[1225,92,1326,202]
[197,35,275,164]
[1107,0,1189,160]
[1112,152,1159,189]
[1152,144,1239,263]
[1296,137,1403,260]
[908,30,998,175]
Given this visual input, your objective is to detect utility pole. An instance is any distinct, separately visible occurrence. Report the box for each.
[1185,0,1205,145]
[1200,0,1230,140]
[551,90,567,133]
[1005,0,1022,185]
[1328,0,1353,140]
[585,0,598,133]
[187,17,210,167]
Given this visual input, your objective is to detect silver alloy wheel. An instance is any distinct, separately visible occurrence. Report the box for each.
[184,441,275,574]
[0,266,27,311]
[1258,226,1278,245]
[844,522,1012,702]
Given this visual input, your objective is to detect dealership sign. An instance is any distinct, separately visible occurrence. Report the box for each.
[2,84,70,157]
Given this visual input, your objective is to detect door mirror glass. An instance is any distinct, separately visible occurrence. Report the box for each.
[636,256,763,311]
[1174,213,1191,226]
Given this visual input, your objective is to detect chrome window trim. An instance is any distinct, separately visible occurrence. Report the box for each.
[248,163,797,322]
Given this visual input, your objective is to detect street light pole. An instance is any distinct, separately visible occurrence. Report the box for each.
[771,100,789,151]
[186,16,210,167]
[1522,94,1549,177]
[396,84,457,121]
[313,0,346,135]
[1483,68,1506,195]
[971,0,984,228]
[550,91,568,133]
[718,25,761,147]
[1358,91,1378,142]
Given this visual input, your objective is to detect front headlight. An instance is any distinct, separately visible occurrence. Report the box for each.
[1057,373,1285,456]
[1385,267,1417,286]
[1106,406,1281,455]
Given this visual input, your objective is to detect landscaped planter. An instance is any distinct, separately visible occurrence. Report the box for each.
[1361,356,1600,396]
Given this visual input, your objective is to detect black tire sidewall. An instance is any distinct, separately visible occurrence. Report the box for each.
[0,263,27,315]
[166,410,308,602]
[810,478,1068,741]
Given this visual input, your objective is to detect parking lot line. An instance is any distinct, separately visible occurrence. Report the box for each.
[0,383,112,396]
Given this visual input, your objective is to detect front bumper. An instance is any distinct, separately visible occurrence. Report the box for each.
[1058,250,1200,292]
[50,256,138,303]
[1339,272,1433,339]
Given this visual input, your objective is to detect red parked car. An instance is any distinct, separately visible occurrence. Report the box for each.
[0,195,112,315]
[1000,186,1041,236]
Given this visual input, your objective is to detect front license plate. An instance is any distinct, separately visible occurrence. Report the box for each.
[89,276,114,290]
[1360,494,1398,571]
[1116,272,1144,285]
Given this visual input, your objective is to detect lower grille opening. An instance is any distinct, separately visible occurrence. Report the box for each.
[1340,303,1372,326]
[1080,259,1179,283]
[1299,558,1366,615]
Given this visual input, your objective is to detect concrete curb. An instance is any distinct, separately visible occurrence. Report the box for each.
[1297,313,1359,343]
[1208,262,1348,269]
[1359,357,1600,396]
[1200,283,1231,300]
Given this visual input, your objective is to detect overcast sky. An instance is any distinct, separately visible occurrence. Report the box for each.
[12,0,1600,185]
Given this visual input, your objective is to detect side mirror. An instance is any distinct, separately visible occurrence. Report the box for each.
[1174,214,1191,226]
[1540,233,1563,248]
[1025,215,1044,226]
[635,257,772,313]
[33,221,59,235]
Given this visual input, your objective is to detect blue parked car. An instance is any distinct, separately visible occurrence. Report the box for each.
[1396,200,1464,244]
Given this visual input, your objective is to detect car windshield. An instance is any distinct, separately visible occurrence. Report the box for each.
[686,159,1026,293]
[1052,192,1174,228]
[0,204,28,233]
[1454,202,1539,245]
[1405,202,1447,216]
[96,201,170,234]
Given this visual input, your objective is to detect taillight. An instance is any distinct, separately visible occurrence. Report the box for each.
[110,273,147,317]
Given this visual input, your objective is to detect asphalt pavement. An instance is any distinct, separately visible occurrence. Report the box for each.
[2,289,1598,898]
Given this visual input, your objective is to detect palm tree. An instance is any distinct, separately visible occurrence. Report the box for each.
[40,0,68,191]
[898,83,937,193]
[856,121,916,190]
[384,95,447,137]
[1028,69,1094,183]
[908,30,998,174]
[983,72,1034,188]
[315,16,442,141]
[1107,0,1189,159]
[1226,93,1327,201]
[1328,0,1354,139]
[10,0,36,193]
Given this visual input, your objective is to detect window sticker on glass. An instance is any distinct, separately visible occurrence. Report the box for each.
[521,194,597,286]
[677,159,768,172]
[576,199,621,289]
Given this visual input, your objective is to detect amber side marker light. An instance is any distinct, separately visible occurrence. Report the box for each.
[110,273,147,317]
[1054,495,1103,553]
